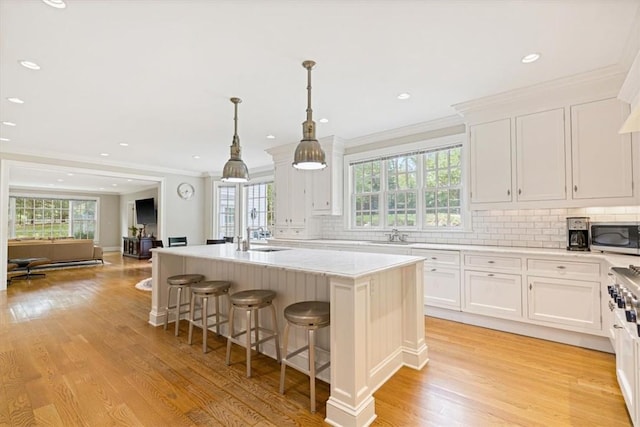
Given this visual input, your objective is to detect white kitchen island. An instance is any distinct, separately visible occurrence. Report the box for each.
[149,244,428,427]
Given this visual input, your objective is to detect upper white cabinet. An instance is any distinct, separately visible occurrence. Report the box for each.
[267,145,320,239]
[515,108,566,201]
[570,98,633,200]
[311,136,344,216]
[469,119,512,204]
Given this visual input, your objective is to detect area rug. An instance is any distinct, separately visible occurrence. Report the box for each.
[135,277,152,291]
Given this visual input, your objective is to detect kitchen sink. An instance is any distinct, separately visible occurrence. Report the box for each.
[248,247,290,252]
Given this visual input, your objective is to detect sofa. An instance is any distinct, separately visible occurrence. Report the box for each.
[8,239,103,264]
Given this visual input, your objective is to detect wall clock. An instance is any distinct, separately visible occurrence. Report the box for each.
[177,182,195,200]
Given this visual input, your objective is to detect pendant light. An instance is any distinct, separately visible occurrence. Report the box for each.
[293,60,327,170]
[221,97,250,182]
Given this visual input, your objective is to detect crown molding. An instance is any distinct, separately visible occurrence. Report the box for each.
[345,115,463,148]
[452,65,627,117]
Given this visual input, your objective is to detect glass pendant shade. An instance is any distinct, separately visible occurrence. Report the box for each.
[293,60,326,170]
[221,97,249,182]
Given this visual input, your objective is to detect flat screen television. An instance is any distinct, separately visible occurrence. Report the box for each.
[135,198,156,224]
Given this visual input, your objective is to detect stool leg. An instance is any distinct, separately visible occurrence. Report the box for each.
[309,328,316,413]
[215,294,221,335]
[279,322,290,394]
[246,308,252,377]
[270,303,281,363]
[254,307,260,354]
[164,286,173,330]
[226,305,235,366]
[188,293,196,345]
[202,296,208,353]
[175,286,183,336]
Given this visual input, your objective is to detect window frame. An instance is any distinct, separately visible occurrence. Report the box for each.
[344,134,469,232]
[243,181,275,241]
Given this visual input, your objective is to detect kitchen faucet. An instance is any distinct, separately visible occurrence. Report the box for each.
[386,228,408,242]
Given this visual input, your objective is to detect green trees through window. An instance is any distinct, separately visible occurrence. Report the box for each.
[9,197,97,239]
[351,144,463,229]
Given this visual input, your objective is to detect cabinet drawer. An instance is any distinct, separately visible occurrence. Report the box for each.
[412,249,460,266]
[527,258,600,278]
[464,254,522,270]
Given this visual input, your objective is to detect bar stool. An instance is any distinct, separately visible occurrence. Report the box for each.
[164,273,204,336]
[279,301,330,413]
[226,289,281,377]
[188,280,231,353]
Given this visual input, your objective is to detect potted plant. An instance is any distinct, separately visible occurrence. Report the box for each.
[129,226,138,237]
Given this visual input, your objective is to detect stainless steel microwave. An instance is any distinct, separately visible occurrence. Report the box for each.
[590,222,640,255]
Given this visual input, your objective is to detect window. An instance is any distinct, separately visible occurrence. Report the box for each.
[245,182,274,240]
[9,196,98,239]
[350,143,463,229]
[217,186,236,239]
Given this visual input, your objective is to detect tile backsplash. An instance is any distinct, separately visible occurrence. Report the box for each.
[320,206,640,249]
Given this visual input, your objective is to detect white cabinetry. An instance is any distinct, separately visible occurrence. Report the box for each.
[469,119,512,204]
[570,98,633,200]
[412,249,460,310]
[614,310,637,426]
[311,136,344,216]
[515,108,566,201]
[268,147,320,240]
[463,253,523,320]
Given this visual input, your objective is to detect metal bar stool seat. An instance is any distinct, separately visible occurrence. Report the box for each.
[226,289,281,377]
[188,280,231,353]
[164,273,204,336]
[279,301,330,413]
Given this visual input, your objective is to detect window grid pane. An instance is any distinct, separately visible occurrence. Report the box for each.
[217,186,236,239]
[424,146,462,228]
[246,182,274,239]
[352,160,382,228]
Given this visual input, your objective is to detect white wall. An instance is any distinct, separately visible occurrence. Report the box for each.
[163,174,206,246]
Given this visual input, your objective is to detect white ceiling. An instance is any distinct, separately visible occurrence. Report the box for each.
[1,0,639,193]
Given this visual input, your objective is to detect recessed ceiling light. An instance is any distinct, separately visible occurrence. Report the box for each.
[192,155,201,159]
[7,97,24,104]
[100,153,109,157]
[266,134,276,140]
[19,60,41,70]
[67,173,74,176]
[119,142,129,147]
[0,137,9,142]
[112,184,118,187]
[2,121,16,127]
[521,53,541,63]
[42,0,66,9]
[48,183,55,187]
[319,118,329,123]
[397,93,411,100]
[57,179,64,182]
[127,179,133,182]
[99,187,105,190]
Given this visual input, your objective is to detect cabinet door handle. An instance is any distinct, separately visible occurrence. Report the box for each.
[574,185,578,192]
[430,268,437,272]
[487,273,494,277]
[529,283,533,290]
[487,260,495,264]
[326,201,329,206]
[613,324,623,329]
[518,189,522,195]
[556,266,566,269]
[431,257,437,260]
[507,189,511,196]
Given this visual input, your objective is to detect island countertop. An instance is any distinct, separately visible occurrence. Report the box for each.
[152,244,425,279]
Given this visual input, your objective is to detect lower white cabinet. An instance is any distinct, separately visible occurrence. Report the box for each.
[413,249,461,310]
[464,270,523,320]
[527,276,601,331]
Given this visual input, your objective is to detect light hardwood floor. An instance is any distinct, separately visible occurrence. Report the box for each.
[1,252,631,426]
